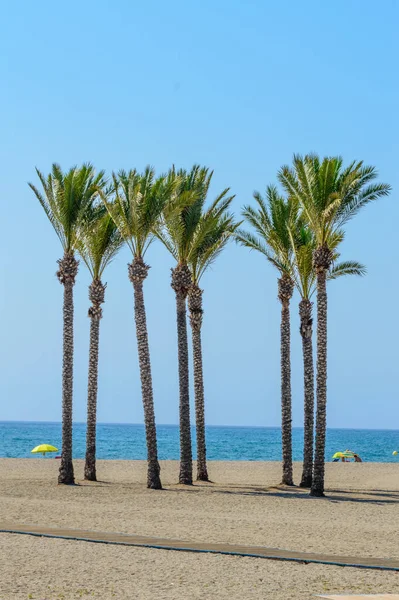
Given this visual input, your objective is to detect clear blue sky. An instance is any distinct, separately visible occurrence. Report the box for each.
[0,0,397,429]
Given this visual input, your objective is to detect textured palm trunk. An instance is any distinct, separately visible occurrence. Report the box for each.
[129,257,162,489]
[299,299,314,489]
[188,284,208,482]
[84,279,106,482]
[311,245,333,497]
[278,275,294,486]
[171,264,193,485]
[57,252,78,485]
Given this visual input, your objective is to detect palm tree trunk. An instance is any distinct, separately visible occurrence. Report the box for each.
[311,245,332,497]
[299,299,314,488]
[56,252,78,485]
[129,258,162,490]
[171,264,193,485]
[188,284,208,482]
[278,275,294,486]
[84,279,106,482]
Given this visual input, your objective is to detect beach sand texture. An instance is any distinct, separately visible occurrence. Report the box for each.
[319,596,399,599]
[1,459,398,599]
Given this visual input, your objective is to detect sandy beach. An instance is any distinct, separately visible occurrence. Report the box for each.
[1,459,398,599]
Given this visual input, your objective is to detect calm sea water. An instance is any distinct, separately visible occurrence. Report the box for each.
[0,422,398,462]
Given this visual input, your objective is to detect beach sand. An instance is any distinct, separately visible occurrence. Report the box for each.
[1,459,398,599]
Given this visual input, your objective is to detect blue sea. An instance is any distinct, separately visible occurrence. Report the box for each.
[0,422,398,462]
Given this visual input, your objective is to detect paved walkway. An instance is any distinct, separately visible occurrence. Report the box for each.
[1,523,398,572]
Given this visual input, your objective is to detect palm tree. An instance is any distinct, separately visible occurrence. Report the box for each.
[29,164,105,484]
[187,200,237,481]
[237,187,297,486]
[289,223,366,488]
[279,154,390,496]
[101,167,176,489]
[159,165,233,484]
[77,206,123,481]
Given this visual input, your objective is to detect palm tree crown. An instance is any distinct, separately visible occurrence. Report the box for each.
[78,205,124,281]
[278,154,390,252]
[188,201,237,286]
[102,167,177,258]
[236,185,296,277]
[159,165,235,265]
[29,163,106,253]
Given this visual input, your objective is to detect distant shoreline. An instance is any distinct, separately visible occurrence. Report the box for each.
[1,420,398,432]
[0,458,397,465]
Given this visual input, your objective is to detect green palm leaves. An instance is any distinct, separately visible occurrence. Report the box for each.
[103,167,178,258]
[278,154,390,248]
[328,261,366,280]
[77,206,124,281]
[237,185,295,276]
[156,166,235,267]
[188,198,237,285]
[29,163,106,253]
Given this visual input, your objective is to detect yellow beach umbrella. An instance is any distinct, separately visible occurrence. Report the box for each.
[31,444,58,456]
[333,451,357,460]
[342,450,356,458]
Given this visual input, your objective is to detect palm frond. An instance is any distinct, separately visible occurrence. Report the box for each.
[189,211,238,283]
[235,229,290,273]
[328,260,366,281]
[337,182,391,226]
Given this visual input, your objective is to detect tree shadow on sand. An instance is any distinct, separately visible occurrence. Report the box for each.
[166,483,399,504]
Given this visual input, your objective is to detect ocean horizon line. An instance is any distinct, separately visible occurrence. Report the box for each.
[1,420,398,433]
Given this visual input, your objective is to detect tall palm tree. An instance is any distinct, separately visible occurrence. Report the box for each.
[289,223,366,488]
[237,187,297,486]
[159,165,233,484]
[29,164,105,484]
[187,201,237,481]
[279,154,390,496]
[77,206,123,481]
[102,167,176,489]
